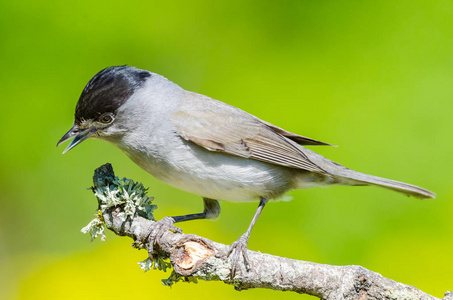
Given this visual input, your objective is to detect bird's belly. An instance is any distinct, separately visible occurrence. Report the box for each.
[155,168,268,203]
[122,140,294,202]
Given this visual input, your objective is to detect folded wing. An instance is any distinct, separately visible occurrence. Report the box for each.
[172,93,330,174]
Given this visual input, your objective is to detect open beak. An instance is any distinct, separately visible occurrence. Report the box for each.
[57,124,97,154]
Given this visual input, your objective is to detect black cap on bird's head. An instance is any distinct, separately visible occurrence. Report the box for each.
[57,65,151,153]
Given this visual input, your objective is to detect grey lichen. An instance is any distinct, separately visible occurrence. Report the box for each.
[162,271,199,287]
[81,210,106,242]
[138,256,173,273]
[191,256,230,282]
[84,167,178,285]
[81,175,157,241]
[95,177,157,220]
[139,255,199,287]
[444,291,453,300]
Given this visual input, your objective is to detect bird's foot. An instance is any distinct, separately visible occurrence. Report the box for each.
[143,217,182,257]
[228,234,251,278]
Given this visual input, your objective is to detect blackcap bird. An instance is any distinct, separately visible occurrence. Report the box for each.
[58,66,435,274]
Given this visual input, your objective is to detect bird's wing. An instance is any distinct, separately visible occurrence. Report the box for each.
[258,120,334,146]
[171,93,329,174]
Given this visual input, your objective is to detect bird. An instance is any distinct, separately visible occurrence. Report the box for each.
[58,65,435,275]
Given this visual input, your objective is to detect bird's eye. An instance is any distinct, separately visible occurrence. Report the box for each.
[99,113,114,124]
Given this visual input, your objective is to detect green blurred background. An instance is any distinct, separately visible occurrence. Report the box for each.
[1,0,452,299]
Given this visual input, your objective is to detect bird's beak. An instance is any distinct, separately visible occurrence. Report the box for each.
[57,124,97,154]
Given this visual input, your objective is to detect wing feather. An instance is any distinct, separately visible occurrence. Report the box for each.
[259,120,335,146]
[172,92,329,174]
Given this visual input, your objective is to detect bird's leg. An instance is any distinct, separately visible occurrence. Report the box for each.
[228,197,268,277]
[144,198,220,257]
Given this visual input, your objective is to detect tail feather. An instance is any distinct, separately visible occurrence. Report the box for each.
[298,147,436,199]
[341,171,436,199]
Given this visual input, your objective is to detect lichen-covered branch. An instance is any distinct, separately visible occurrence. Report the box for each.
[84,163,450,300]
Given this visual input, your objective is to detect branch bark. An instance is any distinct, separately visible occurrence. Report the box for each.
[91,163,450,300]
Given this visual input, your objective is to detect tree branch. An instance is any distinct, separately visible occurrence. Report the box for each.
[88,163,450,300]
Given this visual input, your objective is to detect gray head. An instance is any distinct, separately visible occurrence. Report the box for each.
[57,65,151,153]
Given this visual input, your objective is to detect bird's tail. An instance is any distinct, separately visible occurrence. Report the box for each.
[298,147,435,199]
[339,170,435,199]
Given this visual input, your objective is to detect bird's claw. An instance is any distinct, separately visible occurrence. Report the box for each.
[228,234,251,278]
[143,217,182,257]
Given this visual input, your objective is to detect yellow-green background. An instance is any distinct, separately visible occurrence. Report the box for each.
[1,1,452,299]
